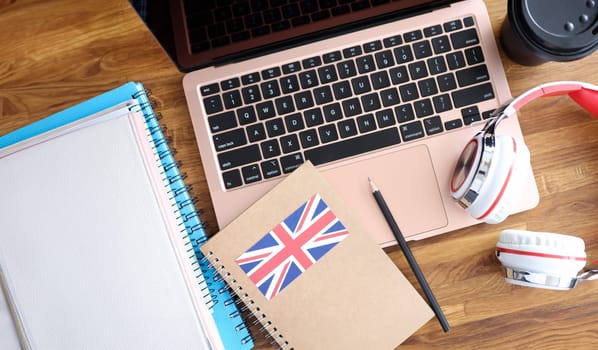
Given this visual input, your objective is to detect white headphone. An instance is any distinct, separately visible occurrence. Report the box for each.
[449,81,598,289]
[450,81,598,224]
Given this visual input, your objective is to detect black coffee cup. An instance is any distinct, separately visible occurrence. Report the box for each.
[501,0,598,65]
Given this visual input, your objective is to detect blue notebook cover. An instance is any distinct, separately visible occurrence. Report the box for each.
[0,82,253,349]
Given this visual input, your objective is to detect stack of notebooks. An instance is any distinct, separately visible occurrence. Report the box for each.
[0,82,252,349]
[0,81,434,349]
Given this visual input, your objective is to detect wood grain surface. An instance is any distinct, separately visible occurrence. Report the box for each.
[0,1,596,349]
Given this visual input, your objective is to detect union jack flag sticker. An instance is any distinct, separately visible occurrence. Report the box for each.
[235,193,350,300]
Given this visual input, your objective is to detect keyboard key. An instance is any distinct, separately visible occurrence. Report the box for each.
[404,29,423,42]
[302,56,322,68]
[451,28,479,49]
[305,128,401,165]
[256,101,276,119]
[423,116,443,135]
[383,34,402,47]
[446,51,466,70]
[337,60,357,79]
[280,134,300,153]
[261,159,282,178]
[266,118,285,137]
[461,106,482,125]
[371,71,390,90]
[351,76,371,94]
[332,80,352,99]
[323,50,342,63]
[465,46,485,65]
[282,61,301,74]
[222,169,243,189]
[294,91,315,110]
[241,72,261,84]
[323,102,343,122]
[432,94,453,113]
[247,123,266,142]
[260,80,281,98]
[237,106,257,125]
[356,55,376,74]
[380,87,400,107]
[423,24,442,37]
[408,61,428,79]
[217,144,261,170]
[343,45,362,58]
[299,69,319,89]
[342,98,362,117]
[389,66,409,85]
[318,124,339,143]
[221,78,240,90]
[399,83,419,102]
[222,90,242,109]
[443,19,463,32]
[456,64,490,87]
[451,82,494,108]
[213,128,247,152]
[203,95,224,115]
[338,119,358,138]
[280,75,300,93]
[284,113,305,132]
[304,108,324,127]
[413,41,432,59]
[260,139,281,159]
[399,120,425,141]
[318,65,338,83]
[357,114,377,133]
[437,73,457,92]
[363,40,382,52]
[375,109,396,127]
[445,118,463,130]
[274,96,295,115]
[208,111,237,132]
[299,129,319,148]
[431,35,451,54]
[241,85,262,104]
[280,153,304,173]
[241,164,262,184]
[374,50,395,68]
[395,104,415,123]
[414,99,433,118]
[200,83,219,96]
[394,45,414,64]
[361,93,381,112]
[313,85,333,104]
[464,16,475,27]
[418,78,438,97]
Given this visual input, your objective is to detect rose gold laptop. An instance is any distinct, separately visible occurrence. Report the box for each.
[180,0,540,247]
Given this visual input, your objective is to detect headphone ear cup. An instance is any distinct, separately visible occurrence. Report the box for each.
[496,230,587,285]
[467,135,531,224]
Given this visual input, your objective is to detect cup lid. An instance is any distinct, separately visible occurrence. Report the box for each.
[514,0,598,56]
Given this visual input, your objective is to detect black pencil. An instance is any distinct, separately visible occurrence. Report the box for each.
[368,177,451,333]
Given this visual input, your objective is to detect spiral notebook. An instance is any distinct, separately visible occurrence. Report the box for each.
[201,162,434,349]
[0,83,252,349]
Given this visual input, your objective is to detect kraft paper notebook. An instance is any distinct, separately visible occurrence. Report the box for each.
[0,83,251,349]
[201,162,433,349]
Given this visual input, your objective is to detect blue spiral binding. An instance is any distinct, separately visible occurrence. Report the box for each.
[132,85,254,349]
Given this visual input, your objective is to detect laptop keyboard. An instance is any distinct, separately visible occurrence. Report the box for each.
[184,0,390,53]
[199,15,497,189]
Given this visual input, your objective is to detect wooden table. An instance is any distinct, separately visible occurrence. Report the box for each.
[1,1,596,349]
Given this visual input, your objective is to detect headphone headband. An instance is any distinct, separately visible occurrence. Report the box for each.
[502,81,598,118]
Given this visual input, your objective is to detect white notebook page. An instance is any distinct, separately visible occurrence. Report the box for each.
[0,108,212,350]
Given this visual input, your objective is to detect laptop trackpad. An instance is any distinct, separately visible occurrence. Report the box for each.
[323,145,448,245]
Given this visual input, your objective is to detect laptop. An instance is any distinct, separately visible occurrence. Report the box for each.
[177,0,540,247]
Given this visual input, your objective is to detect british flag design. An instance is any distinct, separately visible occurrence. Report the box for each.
[235,193,350,300]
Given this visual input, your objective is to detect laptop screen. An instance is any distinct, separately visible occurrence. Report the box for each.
[170,0,456,71]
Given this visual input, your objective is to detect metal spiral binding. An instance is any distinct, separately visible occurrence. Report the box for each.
[204,251,293,350]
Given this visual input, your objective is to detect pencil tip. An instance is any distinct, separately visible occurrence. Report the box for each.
[368,177,378,192]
